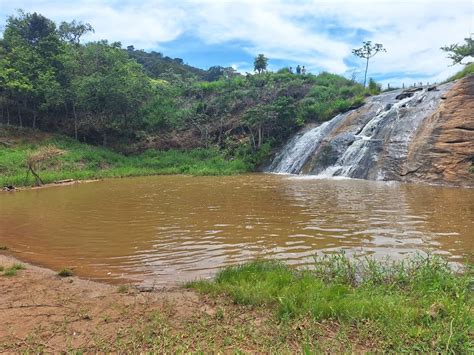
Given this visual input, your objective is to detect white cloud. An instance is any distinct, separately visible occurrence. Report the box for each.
[0,0,472,83]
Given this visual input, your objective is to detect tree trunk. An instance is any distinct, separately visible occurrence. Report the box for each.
[28,164,44,186]
[257,124,263,149]
[363,57,369,88]
[72,103,78,140]
[248,127,256,152]
[32,111,37,129]
[6,105,10,126]
[218,116,224,146]
[103,131,107,147]
[17,102,22,128]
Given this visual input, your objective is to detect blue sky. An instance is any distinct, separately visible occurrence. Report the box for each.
[0,0,473,87]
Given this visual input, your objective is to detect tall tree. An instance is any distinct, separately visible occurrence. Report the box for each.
[2,10,63,128]
[58,20,94,45]
[352,41,386,87]
[254,54,268,74]
[441,37,474,65]
[72,41,153,145]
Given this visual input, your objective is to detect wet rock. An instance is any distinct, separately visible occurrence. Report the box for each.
[427,85,438,92]
[137,286,154,292]
[268,77,473,187]
[395,87,424,100]
[2,185,15,192]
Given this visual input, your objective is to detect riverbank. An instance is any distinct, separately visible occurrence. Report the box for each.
[0,126,250,188]
[0,251,472,352]
[0,253,368,352]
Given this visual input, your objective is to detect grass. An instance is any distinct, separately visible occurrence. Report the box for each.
[117,285,129,294]
[0,126,251,187]
[447,62,474,81]
[57,268,74,277]
[2,263,25,276]
[189,254,473,353]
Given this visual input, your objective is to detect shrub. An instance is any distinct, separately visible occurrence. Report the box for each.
[58,268,74,277]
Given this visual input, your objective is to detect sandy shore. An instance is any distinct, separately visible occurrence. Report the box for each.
[0,252,209,352]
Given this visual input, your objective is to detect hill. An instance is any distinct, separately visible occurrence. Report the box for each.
[125,46,239,82]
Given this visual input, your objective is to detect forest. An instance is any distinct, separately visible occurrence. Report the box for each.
[0,10,375,168]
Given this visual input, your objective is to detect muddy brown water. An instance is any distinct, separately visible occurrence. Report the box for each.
[0,175,473,286]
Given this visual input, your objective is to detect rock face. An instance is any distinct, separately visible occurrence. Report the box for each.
[404,76,474,187]
[268,76,474,187]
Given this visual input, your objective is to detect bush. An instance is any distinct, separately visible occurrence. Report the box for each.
[58,268,74,277]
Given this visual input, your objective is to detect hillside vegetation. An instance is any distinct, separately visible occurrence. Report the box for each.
[0,126,248,187]
[447,62,474,81]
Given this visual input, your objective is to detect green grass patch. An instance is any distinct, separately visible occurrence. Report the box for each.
[0,127,251,187]
[189,254,473,353]
[117,285,129,294]
[57,268,74,277]
[447,62,474,81]
[2,263,26,277]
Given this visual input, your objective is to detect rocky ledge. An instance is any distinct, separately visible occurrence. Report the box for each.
[405,75,474,187]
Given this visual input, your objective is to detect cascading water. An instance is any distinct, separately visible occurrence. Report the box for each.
[266,113,348,174]
[268,82,454,181]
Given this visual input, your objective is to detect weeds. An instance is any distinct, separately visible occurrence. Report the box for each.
[58,268,74,277]
[447,63,474,82]
[2,263,25,276]
[117,285,129,294]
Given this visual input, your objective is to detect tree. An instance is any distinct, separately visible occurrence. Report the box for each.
[26,145,64,185]
[254,54,268,74]
[58,20,94,45]
[441,37,474,65]
[72,41,153,145]
[2,10,63,128]
[352,41,386,87]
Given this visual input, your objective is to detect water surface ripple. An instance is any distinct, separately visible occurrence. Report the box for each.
[0,175,472,286]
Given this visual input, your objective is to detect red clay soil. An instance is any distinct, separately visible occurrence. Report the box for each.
[0,253,372,353]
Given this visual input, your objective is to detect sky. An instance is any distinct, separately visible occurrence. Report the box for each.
[0,0,473,87]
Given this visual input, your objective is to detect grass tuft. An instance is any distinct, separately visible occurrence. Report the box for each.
[58,268,74,277]
[2,263,25,277]
[117,285,129,294]
[447,63,474,81]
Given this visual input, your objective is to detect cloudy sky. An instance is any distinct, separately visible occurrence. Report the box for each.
[0,0,472,86]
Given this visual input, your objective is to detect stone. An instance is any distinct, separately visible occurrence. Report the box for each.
[405,76,474,187]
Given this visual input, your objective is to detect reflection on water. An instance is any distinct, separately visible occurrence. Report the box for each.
[0,174,472,286]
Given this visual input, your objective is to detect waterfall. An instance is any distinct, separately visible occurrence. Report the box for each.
[267,83,453,181]
[266,113,347,174]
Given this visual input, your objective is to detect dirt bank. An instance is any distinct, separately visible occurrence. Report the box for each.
[0,253,366,353]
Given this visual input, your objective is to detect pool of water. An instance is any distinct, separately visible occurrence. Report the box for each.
[0,174,472,286]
